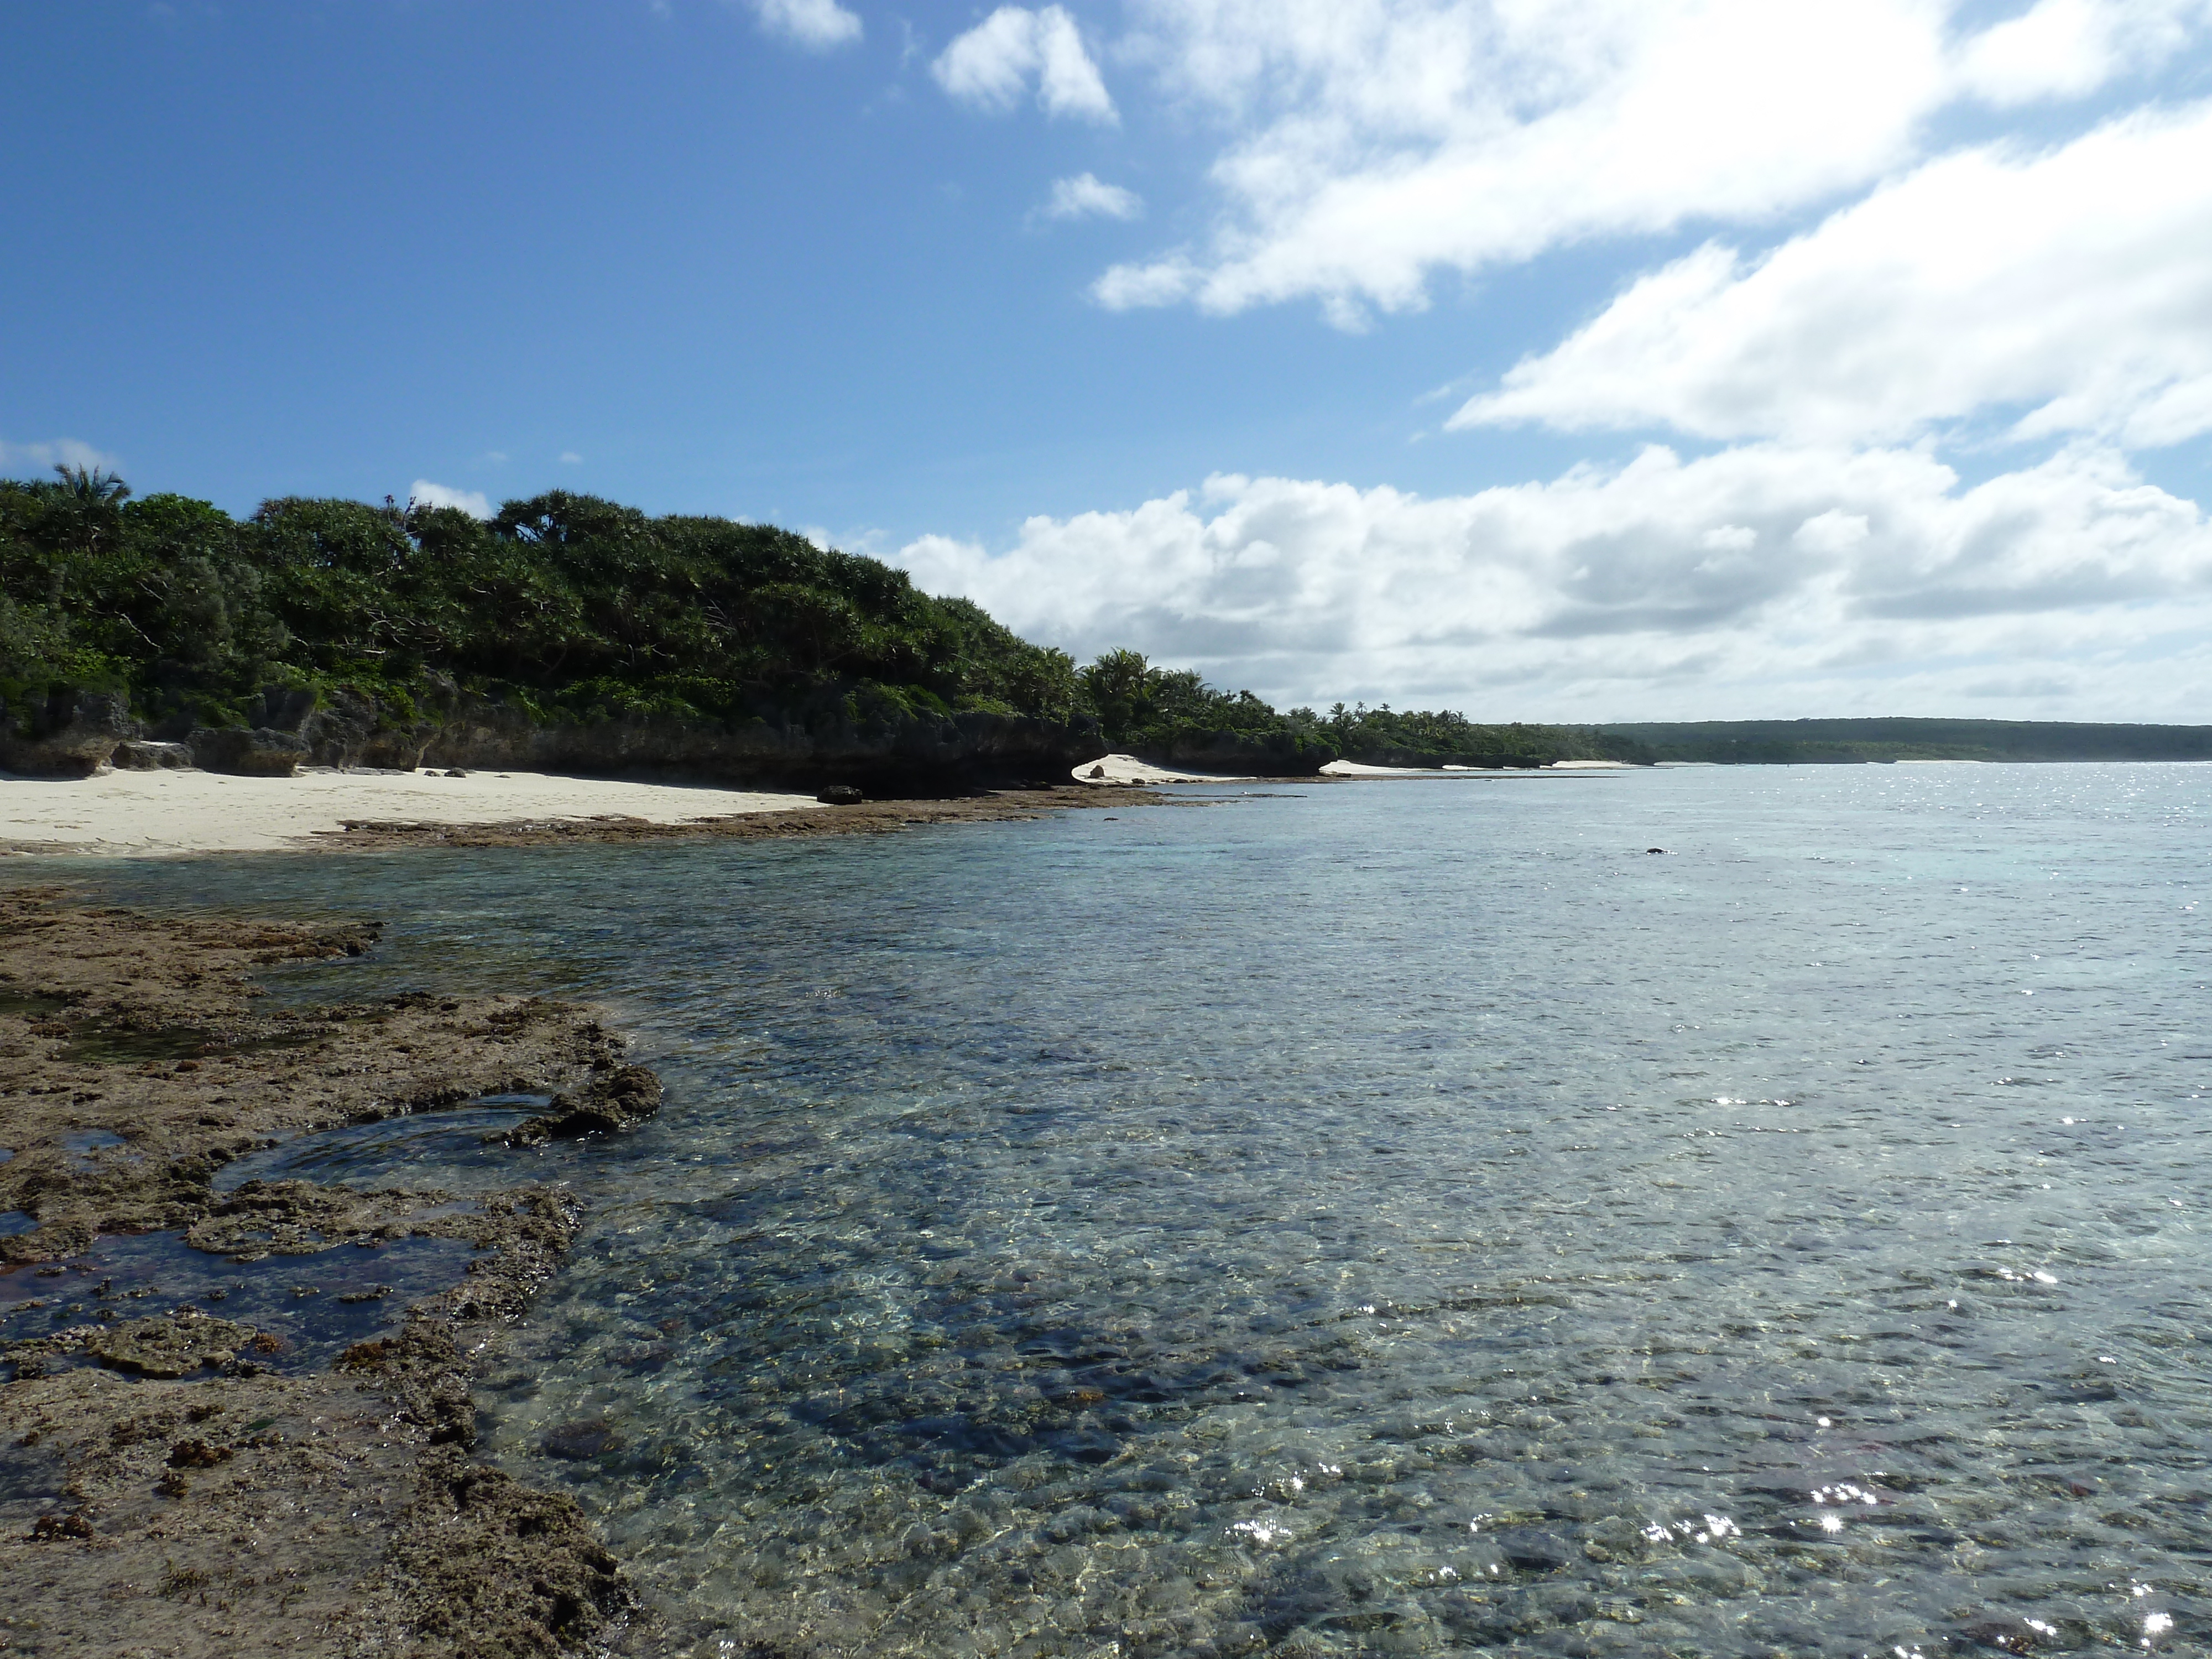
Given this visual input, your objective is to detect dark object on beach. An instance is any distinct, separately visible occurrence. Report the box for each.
[540,1419,625,1460]
[817,784,864,805]
[445,767,469,778]
[1646,847,1667,854]
[1088,764,1107,778]
[29,1512,94,1541]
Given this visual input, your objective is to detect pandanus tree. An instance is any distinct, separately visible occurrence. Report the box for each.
[50,463,132,555]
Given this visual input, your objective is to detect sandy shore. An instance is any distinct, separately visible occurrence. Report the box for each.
[0,766,817,857]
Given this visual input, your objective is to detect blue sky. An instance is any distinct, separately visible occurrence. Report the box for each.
[7,1,2212,721]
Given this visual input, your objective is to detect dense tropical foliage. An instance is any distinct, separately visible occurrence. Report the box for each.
[0,468,1636,768]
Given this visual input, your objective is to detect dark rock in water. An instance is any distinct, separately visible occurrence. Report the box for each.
[540,1420,625,1460]
[1647,847,1668,854]
[445,768,469,778]
[497,1064,664,1146]
[1955,1615,2070,1652]
[0,688,135,777]
[112,739,193,770]
[189,726,307,777]
[1489,1525,1574,1573]
[817,784,864,805]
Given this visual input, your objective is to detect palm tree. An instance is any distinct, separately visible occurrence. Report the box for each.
[50,463,131,554]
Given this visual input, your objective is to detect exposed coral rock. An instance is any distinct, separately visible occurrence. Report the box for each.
[498,1064,663,1146]
[395,1448,634,1657]
[87,1312,260,1378]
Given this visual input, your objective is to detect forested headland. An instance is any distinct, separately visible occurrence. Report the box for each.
[1596,718,2212,764]
[0,468,1632,783]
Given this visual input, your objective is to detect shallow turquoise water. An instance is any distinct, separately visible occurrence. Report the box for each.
[70,765,2212,1656]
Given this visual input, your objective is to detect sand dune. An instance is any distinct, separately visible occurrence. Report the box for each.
[0,767,812,857]
[1071,753,1251,784]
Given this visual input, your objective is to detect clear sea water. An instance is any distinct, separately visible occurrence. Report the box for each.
[62,764,2212,1657]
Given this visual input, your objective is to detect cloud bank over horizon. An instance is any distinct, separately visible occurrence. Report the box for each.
[898,0,2212,721]
[899,445,2212,723]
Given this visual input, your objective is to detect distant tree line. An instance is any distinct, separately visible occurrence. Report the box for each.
[0,468,1632,768]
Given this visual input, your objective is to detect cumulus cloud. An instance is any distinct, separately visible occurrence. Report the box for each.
[1452,101,2212,448]
[0,436,122,476]
[1045,172,1144,220]
[409,479,494,518]
[1093,0,2210,321]
[744,0,862,50]
[933,6,1116,122]
[1956,0,2209,104]
[897,445,2212,719]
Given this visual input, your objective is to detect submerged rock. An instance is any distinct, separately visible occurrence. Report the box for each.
[540,1419,625,1460]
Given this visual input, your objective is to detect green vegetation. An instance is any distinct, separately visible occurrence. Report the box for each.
[9,471,2203,777]
[1,468,1637,774]
[0,468,1074,738]
[1597,718,2212,764]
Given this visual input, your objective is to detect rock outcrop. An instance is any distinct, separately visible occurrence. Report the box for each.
[0,688,135,776]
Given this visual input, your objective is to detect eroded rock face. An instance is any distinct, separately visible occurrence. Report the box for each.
[111,738,192,770]
[88,1312,262,1378]
[0,688,135,776]
[187,725,306,776]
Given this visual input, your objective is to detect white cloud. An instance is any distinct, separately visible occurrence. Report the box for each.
[1045,172,1144,220]
[409,479,494,518]
[558,451,584,465]
[1452,101,2212,448]
[933,6,1116,122]
[744,0,863,50]
[1093,0,2210,321]
[898,444,2212,719]
[0,436,122,476]
[1957,0,2208,104]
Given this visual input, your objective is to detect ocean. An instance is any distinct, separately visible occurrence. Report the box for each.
[91,763,2210,1656]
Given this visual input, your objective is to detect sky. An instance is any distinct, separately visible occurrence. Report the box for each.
[4,0,2212,722]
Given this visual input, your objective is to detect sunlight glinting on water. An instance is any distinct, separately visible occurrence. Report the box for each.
[95,764,2209,1656]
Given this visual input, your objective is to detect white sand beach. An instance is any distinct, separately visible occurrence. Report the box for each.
[0,768,813,857]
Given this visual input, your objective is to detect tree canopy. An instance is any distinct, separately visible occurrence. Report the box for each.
[0,471,1631,768]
